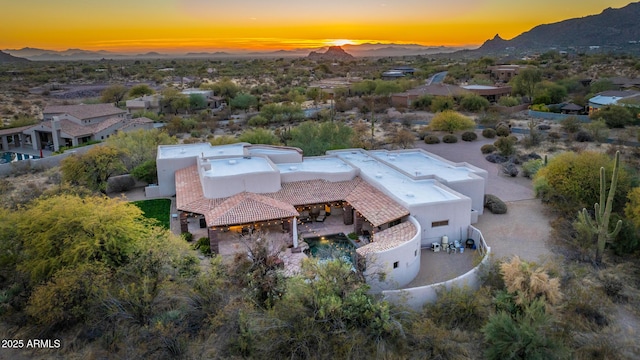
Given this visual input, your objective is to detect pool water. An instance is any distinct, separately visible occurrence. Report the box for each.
[0,152,39,164]
[304,233,356,264]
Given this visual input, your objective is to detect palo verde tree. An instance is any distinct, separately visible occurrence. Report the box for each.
[577,151,623,265]
[60,145,127,194]
[429,110,476,133]
[511,67,542,103]
[100,84,128,106]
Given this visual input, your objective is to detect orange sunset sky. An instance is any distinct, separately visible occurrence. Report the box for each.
[1,0,635,53]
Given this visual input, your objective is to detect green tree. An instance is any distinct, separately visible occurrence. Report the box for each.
[100,84,128,105]
[511,68,542,102]
[106,128,176,171]
[202,79,240,105]
[238,128,280,145]
[590,105,635,128]
[460,94,490,112]
[429,110,475,133]
[412,94,433,110]
[161,88,189,114]
[128,84,154,98]
[288,121,353,156]
[17,194,149,284]
[533,151,632,216]
[374,81,402,96]
[60,145,127,193]
[230,93,258,112]
[189,94,207,111]
[625,187,640,229]
[431,96,456,112]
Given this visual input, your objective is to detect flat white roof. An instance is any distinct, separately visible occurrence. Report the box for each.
[204,157,275,177]
[370,150,476,182]
[158,143,245,159]
[333,150,461,205]
[462,85,499,90]
[249,147,299,155]
[277,157,354,174]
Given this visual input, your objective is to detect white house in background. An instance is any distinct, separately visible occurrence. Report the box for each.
[588,90,640,114]
[125,94,162,114]
[154,143,487,291]
[23,104,154,151]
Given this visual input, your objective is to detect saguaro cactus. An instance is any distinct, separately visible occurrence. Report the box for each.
[578,151,622,265]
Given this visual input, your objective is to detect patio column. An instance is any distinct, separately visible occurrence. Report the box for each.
[354,212,363,235]
[292,217,298,248]
[1,136,8,151]
[343,204,353,225]
[179,212,189,233]
[208,228,220,254]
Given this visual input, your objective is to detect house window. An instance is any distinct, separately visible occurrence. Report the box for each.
[432,220,449,227]
[393,261,399,269]
[414,250,417,257]
[389,219,401,227]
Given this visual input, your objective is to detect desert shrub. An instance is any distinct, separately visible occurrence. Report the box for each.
[522,159,544,178]
[442,134,458,143]
[248,115,268,126]
[430,96,456,112]
[424,286,490,331]
[482,128,496,138]
[495,123,510,137]
[494,136,516,156]
[481,144,496,154]
[194,237,211,256]
[106,175,136,193]
[181,232,193,242]
[459,94,490,112]
[424,135,440,144]
[547,131,562,141]
[484,194,507,214]
[461,131,478,141]
[497,96,520,107]
[429,110,475,133]
[575,130,593,142]
[502,162,519,177]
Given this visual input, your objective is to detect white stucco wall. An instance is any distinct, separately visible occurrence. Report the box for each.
[408,193,473,247]
[200,169,281,198]
[157,156,199,196]
[362,216,422,292]
[280,168,357,183]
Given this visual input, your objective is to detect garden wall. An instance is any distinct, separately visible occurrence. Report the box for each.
[528,110,590,122]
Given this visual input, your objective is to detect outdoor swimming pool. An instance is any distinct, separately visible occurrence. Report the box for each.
[0,152,39,163]
[304,233,357,264]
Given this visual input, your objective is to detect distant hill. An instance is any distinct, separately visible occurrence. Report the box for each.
[0,50,29,63]
[476,2,640,54]
[307,46,354,60]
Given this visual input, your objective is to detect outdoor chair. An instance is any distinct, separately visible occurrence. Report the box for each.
[316,210,326,222]
[299,211,311,223]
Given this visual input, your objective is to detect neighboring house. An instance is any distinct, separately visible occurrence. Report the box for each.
[560,103,585,115]
[381,70,406,80]
[606,77,640,91]
[126,94,162,114]
[391,84,470,108]
[181,88,224,110]
[488,64,527,83]
[461,85,512,103]
[23,104,153,151]
[154,143,487,291]
[588,90,640,114]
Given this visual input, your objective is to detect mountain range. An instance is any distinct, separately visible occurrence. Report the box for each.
[1,43,465,61]
[474,1,640,55]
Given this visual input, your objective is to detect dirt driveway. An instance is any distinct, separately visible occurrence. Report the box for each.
[415,133,554,263]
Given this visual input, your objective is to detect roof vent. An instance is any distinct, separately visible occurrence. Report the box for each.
[406,192,415,198]
[228,160,237,165]
[375,172,382,178]
[180,148,186,154]
[388,156,396,161]
[289,166,298,171]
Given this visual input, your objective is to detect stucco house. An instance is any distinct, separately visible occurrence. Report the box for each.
[23,104,154,151]
[588,90,640,114]
[154,143,487,291]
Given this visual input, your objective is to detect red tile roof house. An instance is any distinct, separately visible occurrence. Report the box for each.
[23,104,154,151]
[155,142,489,292]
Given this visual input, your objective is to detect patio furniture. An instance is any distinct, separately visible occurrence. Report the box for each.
[316,210,326,222]
[466,239,475,249]
[431,242,441,252]
[299,211,311,223]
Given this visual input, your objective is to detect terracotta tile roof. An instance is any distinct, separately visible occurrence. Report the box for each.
[0,125,35,136]
[37,117,125,138]
[267,179,359,205]
[356,221,417,257]
[175,166,409,228]
[43,104,126,120]
[345,180,409,227]
[205,192,298,227]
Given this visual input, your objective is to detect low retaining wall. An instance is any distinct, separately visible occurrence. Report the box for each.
[528,110,590,122]
[382,225,490,310]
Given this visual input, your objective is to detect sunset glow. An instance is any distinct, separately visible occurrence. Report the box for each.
[1,0,634,53]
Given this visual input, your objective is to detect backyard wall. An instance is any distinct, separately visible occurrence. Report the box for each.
[528,110,590,122]
[0,145,95,177]
[382,225,490,309]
